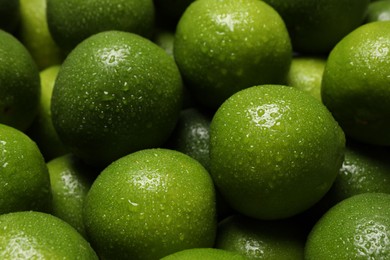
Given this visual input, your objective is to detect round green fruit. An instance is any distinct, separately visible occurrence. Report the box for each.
[174,0,292,109]
[0,211,97,259]
[51,31,183,167]
[210,85,345,219]
[83,148,217,259]
[0,123,51,214]
[305,193,390,259]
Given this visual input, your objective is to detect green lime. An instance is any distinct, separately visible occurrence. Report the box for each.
[366,0,390,22]
[46,0,155,52]
[287,56,326,101]
[210,85,345,220]
[153,29,175,57]
[47,153,96,237]
[325,142,390,205]
[18,0,65,70]
[0,29,40,131]
[165,108,211,170]
[321,21,390,145]
[215,215,305,259]
[263,0,369,54]
[83,148,217,259]
[51,31,183,167]
[305,193,390,259]
[161,248,247,260]
[0,0,19,33]
[27,65,69,161]
[174,0,292,109]
[0,211,98,259]
[0,123,52,214]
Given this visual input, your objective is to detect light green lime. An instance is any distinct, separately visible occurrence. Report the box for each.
[366,0,390,22]
[210,85,345,219]
[0,211,98,259]
[174,0,292,109]
[321,21,390,145]
[0,29,40,131]
[0,123,52,214]
[47,153,96,237]
[83,148,217,259]
[51,31,183,167]
[161,248,247,260]
[287,56,326,101]
[27,65,68,161]
[305,193,390,259]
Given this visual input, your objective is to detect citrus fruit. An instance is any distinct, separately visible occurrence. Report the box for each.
[0,29,40,131]
[263,0,369,54]
[0,123,52,214]
[0,211,97,259]
[0,0,19,33]
[305,193,390,259]
[165,108,211,170]
[321,21,390,146]
[210,85,345,219]
[18,0,64,69]
[47,153,96,237]
[287,56,326,101]
[51,31,183,167]
[215,215,305,259]
[46,0,155,52]
[153,29,175,57]
[83,148,217,259]
[161,248,246,260]
[174,0,292,109]
[366,0,390,22]
[27,65,68,161]
[325,142,390,205]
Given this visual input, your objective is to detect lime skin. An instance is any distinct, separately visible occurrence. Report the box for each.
[0,211,98,259]
[321,21,390,146]
[83,148,217,259]
[51,31,183,168]
[210,85,345,220]
[305,193,390,259]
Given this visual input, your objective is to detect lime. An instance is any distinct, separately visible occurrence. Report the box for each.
[210,85,345,219]
[18,0,64,69]
[325,142,390,205]
[174,0,292,109]
[366,0,390,22]
[263,0,369,54]
[287,56,326,101]
[0,211,97,259]
[153,29,175,57]
[305,193,390,259]
[47,0,155,52]
[215,215,305,259]
[27,65,68,161]
[0,123,51,214]
[0,0,19,33]
[321,21,390,145]
[51,31,183,167]
[0,29,40,131]
[161,248,246,260]
[83,148,216,259]
[47,153,96,237]
[165,108,211,170]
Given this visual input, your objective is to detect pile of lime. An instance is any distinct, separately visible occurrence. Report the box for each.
[1,0,390,258]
